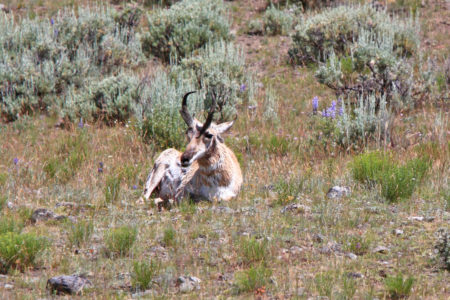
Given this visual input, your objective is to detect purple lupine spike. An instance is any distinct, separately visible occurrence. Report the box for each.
[78,118,84,129]
[240,84,246,92]
[312,96,319,114]
[13,158,19,165]
[50,18,54,25]
[132,185,137,190]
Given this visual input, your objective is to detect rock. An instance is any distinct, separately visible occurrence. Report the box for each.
[0,274,8,279]
[346,253,358,260]
[346,272,364,279]
[326,186,351,199]
[55,202,77,209]
[212,206,235,214]
[31,208,58,223]
[132,290,153,298]
[313,233,325,243]
[177,276,201,293]
[4,283,13,290]
[281,203,311,214]
[289,246,303,254]
[393,229,404,236]
[408,216,424,221]
[47,274,92,295]
[372,246,389,254]
[6,201,14,209]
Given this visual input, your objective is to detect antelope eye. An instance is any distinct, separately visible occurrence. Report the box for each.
[186,128,193,135]
[204,132,213,139]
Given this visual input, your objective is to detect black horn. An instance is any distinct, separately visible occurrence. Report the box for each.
[180,91,196,126]
[199,92,217,135]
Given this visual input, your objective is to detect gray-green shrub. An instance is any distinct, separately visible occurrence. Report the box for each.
[0,216,24,235]
[263,6,294,36]
[384,274,415,299]
[289,5,418,64]
[67,220,94,248]
[0,232,49,273]
[435,228,449,271]
[0,5,143,122]
[234,265,272,294]
[142,0,231,62]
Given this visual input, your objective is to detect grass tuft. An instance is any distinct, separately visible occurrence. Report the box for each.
[104,225,137,257]
[384,274,415,299]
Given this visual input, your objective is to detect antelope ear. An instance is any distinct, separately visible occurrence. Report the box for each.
[215,120,235,134]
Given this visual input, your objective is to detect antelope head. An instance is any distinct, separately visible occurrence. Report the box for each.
[179,91,235,168]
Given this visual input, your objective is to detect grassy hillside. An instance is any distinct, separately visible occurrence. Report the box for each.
[0,0,448,298]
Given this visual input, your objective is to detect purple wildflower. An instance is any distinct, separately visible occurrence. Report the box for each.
[331,100,336,109]
[98,167,103,174]
[240,84,246,92]
[50,18,54,25]
[312,96,319,114]
[339,105,344,116]
[132,185,137,190]
[13,158,19,165]
[99,162,104,168]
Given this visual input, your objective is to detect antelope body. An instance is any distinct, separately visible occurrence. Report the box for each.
[141,92,242,205]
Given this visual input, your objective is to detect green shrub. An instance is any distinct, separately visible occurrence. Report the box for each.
[142,0,231,62]
[0,232,49,273]
[0,216,24,235]
[162,226,177,247]
[435,228,450,271]
[351,151,390,186]
[67,220,94,248]
[238,237,269,265]
[384,274,414,299]
[275,0,333,10]
[273,176,303,205]
[0,195,7,211]
[105,175,121,204]
[234,265,272,294]
[105,225,137,257]
[315,272,334,298]
[289,5,418,64]
[131,260,160,290]
[344,234,371,256]
[263,6,294,36]
[351,152,430,202]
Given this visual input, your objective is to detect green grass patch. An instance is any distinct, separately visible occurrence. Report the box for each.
[238,237,269,266]
[0,216,24,235]
[67,219,94,248]
[384,274,415,299]
[131,260,161,291]
[104,225,137,257]
[162,226,177,247]
[0,232,49,273]
[234,265,272,294]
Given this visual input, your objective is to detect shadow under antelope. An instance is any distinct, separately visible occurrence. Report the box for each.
[140,91,243,206]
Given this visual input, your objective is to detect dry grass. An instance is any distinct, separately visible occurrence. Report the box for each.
[0,0,449,298]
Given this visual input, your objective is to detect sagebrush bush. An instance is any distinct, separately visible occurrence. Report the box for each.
[275,0,333,10]
[263,6,294,36]
[132,260,160,290]
[351,152,430,202]
[0,232,49,273]
[289,5,418,64]
[0,5,143,122]
[435,228,450,271]
[142,0,230,62]
[105,174,121,204]
[176,41,256,121]
[162,226,177,247]
[105,225,137,257]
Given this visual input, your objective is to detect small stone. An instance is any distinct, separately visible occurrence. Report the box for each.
[408,216,424,221]
[31,208,58,223]
[55,202,77,209]
[326,186,351,199]
[289,246,303,254]
[212,206,235,214]
[296,287,305,296]
[346,253,358,260]
[177,276,201,293]
[393,229,404,236]
[313,233,325,243]
[6,202,14,209]
[281,203,311,214]
[372,246,389,254]
[132,290,153,298]
[47,274,92,295]
[346,272,363,279]
[4,283,14,289]
[319,246,331,254]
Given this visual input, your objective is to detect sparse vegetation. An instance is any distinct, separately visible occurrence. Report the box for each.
[0,0,448,298]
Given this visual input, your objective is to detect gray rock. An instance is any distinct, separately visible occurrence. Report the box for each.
[31,208,58,223]
[408,216,424,221]
[346,253,358,260]
[281,203,311,214]
[289,246,303,254]
[132,290,153,298]
[177,276,201,293]
[6,201,14,209]
[326,186,351,199]
[393,229,404,236]
[346,272,364,279]
[212,206,235,214]
[313,233,325,243]
[47,274,92,295]
[372,246,389,254]
[4,283,14,290]
[0,274,8,279]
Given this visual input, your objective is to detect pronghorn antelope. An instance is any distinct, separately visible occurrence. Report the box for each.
[141,91,242,205]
